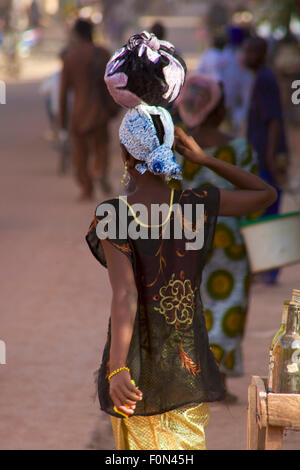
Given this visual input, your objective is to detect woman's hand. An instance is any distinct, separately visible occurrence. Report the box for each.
[109,368,143,417]
[174,126,207,164]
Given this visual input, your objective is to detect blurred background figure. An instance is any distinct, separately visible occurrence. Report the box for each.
[150,21,166,41]
[175,73,258,402]
[59,18,119,201]
[40,47,73,175]
[40,48,70,141]
[221,25,254,135]
[196,25,254,136]
[27,1,41,29]
[196,32,226,81]
[150,19,183,57]
[242,36,289,285]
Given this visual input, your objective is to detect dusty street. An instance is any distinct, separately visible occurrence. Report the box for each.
[1,80,300,450]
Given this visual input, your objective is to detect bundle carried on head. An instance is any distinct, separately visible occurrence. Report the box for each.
[104,31,186,108]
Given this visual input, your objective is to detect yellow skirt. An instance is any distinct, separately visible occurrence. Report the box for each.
[110,402,210,450]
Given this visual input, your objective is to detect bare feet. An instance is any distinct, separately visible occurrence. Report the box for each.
[222,391,238,405]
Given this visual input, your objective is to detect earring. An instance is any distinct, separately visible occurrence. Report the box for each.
[121,162,131,187]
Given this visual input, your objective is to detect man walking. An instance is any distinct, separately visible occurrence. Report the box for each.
[243,36,289,284]
[59,19,118,201]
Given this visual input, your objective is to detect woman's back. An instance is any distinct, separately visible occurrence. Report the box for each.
[86,186,226,416]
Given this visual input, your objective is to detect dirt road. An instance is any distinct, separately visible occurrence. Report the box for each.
[0,80,299,450]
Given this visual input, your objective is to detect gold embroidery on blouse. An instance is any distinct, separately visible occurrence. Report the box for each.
[89,209,114,234]
[191,189,208,198]
[88,214,99,233]
[145,244,166,288]
[154,274,195,327]
[110,241,132,254]
[176,249,186,258]
[179,340,201,376]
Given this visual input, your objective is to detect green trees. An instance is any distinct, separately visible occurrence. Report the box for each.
[255,0,300,33]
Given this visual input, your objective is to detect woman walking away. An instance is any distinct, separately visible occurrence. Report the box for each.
[86,103,276,450]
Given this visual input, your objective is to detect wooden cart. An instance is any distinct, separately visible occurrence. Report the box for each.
[247,376,300,450]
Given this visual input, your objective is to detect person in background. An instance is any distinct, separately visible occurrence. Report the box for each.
[221,26,254,135]
[28,0,41,28]
[40,49,70,140]
[150,22,166,41]
[242,36,289,285]
[150,20,184,60]
[175,73,259,402]
[59,19,119,201]
[196,33,226,82]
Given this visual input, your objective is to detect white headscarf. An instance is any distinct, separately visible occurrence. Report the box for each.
[119,104,183,180]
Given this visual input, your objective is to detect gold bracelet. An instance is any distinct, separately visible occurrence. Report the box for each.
[108,366,130,382]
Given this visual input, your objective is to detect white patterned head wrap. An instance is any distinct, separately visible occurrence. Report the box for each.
[119,104,183,180]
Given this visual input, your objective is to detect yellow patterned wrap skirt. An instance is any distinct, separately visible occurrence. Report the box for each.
[110,402,210,450]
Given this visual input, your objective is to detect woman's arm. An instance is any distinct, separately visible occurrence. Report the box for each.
[102,240,142,416]
[175,127,277,216]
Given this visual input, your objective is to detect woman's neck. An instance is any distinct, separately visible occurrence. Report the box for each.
[126,171,171,203]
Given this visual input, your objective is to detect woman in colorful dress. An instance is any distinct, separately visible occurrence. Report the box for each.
[175,73,259,402]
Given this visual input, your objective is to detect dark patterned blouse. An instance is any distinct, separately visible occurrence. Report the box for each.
[86,186,226,418]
